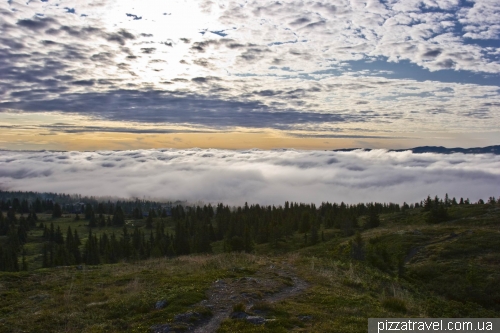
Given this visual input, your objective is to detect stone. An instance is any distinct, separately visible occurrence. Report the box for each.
[174,311,201,323]
[230,311,248,319]
[29,294,50,301]
[246,316,265,325]
[155,300,168,310]
[150,324,171,333]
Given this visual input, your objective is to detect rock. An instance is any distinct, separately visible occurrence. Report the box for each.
[174,311,201,323]
[238,277,257,283]
[155,300,168,310]
[150,324,171,333]
[230,311,248,319]
[86,301,108,307]
[298,315,313,321]
[246,316,265,325]
[29,294,50,301]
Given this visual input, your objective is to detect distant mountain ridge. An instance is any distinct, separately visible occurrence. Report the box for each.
[333,145,500,154]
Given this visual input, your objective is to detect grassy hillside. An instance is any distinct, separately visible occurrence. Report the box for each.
[1,203,499,332]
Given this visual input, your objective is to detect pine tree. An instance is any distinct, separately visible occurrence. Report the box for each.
[85,203,94,220]
[310,224,319,245]
[350,231,364,260]
[88,212,97,228]
[113,206,125,226]
[83,230,100,265]
[424,196,433,211]
[97,214,105,228]
[299,211,311,243]
[54,226,64,244]
[121,226,132,259]
[49,223,55,242]
[66,227,81,264]
[145,214,153,229]
[365,205,380,229]
[52,203,62,218]
[174,221,190,255]
[341,219,355,237]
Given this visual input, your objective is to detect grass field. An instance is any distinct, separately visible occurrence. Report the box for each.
[1,204,499,332]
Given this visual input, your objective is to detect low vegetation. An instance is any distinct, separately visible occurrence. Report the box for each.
[0,191,499,332]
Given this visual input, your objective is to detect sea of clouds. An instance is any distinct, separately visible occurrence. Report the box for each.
[0,149,499,206]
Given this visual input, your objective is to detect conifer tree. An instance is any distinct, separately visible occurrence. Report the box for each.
[82,230,99,265]
[88,213,97,228]
[66,227,81,264]
[310,224,319,245]
[145,214,153,229]
[121,226,131,259]
[174,220,190,255]
[98,214,105,228]
[54,226,64,244]
[52,203,62,218]
[299,211,311,242]
[350,231,364,260]
[49,223,55,242]
[85,203,94,220]
[366,205,380,229]
[113,206,125,226]
[41,243,49,268]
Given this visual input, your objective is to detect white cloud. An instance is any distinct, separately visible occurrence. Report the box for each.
[0,0,499,142]
[0,149,498,205]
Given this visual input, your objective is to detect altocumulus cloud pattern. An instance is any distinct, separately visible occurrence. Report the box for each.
[0,149,499,205]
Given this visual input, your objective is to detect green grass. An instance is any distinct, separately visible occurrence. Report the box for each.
[2,204,500,332]
[0,253,261,333]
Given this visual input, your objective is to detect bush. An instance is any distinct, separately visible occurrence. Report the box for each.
[232,302,246,312]
[382,297,407,313]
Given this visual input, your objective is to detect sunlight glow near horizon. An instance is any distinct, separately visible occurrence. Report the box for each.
[0,0,499,150]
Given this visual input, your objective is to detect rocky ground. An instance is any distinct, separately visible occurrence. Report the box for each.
[151,260,309,333]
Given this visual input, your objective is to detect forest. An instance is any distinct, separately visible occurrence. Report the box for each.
[0,190,480,271]
[0,190,499,332]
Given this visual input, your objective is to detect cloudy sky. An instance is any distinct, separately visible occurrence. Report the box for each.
[1,0,499,150]
[1,149,499,205]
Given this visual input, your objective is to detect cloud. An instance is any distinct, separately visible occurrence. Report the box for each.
[0,0,499,144]
[0,149,498,205]
[0,89,370,129]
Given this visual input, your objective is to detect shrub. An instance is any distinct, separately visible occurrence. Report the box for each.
[382,297,407,313]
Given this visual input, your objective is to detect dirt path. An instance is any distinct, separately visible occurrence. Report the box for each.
[191,263,308,333]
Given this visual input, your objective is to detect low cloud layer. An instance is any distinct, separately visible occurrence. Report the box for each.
[0,149,498,205]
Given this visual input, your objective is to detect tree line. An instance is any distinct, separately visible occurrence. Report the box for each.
[0,191,498,272]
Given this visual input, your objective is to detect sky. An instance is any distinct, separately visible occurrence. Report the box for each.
[0,0,499,150]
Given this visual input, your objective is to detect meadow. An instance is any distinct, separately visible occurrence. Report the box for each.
[1,199,499,332]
